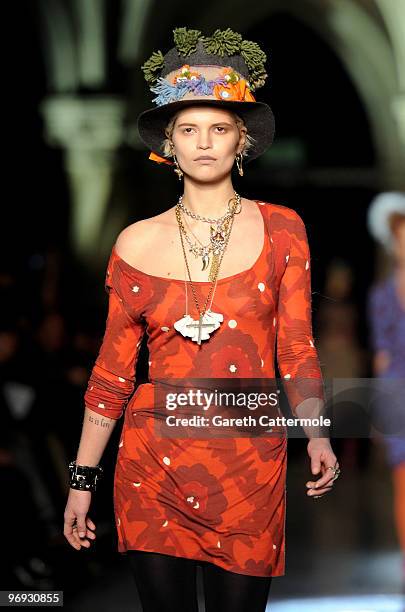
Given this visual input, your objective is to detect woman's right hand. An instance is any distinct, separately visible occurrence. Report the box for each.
[64,489,97,550]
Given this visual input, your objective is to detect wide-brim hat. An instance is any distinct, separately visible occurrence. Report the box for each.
[137,28,275,165]
[367,192,405,252]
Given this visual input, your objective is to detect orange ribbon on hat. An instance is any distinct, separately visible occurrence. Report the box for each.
[148,151,174,165]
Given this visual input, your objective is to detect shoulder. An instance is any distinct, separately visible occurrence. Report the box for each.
[259,201,307,234]
[114,216,161,260]
[258,201,303,221]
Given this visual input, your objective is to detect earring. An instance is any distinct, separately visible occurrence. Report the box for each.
[169,142,183,180]
[236,153,244,177]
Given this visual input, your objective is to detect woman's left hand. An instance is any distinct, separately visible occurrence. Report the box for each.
[305,437,340,498]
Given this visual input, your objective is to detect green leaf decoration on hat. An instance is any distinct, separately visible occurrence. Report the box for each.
[140,27,268,92]
[173,27,202,56]
[201,28,243,56]
[201,28,267,91]
[141,50,165,87]
[240,39,268,91]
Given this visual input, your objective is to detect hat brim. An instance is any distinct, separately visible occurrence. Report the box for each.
[137,99,275,163]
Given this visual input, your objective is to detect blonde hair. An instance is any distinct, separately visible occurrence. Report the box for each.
[161,110,256,159]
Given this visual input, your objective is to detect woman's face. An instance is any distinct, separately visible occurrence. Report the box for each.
[170,106,246,181]
[392,218,405,264]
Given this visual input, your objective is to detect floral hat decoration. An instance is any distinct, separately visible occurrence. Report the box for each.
[137,27,275,166]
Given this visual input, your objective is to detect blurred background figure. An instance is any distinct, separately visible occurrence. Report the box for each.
[317,258,369,473]
[366,191,405,584]
[318,258,367,382]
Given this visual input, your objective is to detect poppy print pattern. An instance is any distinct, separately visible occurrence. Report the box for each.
[84,201,325,576]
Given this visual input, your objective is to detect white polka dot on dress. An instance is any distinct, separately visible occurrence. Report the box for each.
[163,456,171,466]
[187,496,199,509]
[228,320,237,329]
[258,282,265,292]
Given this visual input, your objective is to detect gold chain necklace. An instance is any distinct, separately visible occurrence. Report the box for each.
[173,194,241,344]
[177,192,242,279]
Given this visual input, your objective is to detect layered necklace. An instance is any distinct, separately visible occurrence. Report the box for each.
[173,191,242,345]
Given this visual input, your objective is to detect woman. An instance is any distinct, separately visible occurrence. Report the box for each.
[63,27,340,611]
[367,192,405,584]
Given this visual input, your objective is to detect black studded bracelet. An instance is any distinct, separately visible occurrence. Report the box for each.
[68,460,103,492]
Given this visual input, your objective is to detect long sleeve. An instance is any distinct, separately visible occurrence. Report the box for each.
[84,251,146,420]
[276,210,325,418]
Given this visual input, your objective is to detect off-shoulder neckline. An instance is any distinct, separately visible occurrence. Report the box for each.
[111,200,269,285]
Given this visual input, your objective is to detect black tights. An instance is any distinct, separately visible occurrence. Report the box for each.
[127,550,272,612]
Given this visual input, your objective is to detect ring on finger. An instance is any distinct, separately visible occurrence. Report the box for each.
[326,466,338,473]
[327,466,341,481]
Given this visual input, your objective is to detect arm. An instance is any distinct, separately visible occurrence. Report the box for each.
[276,210,339,497]
[65,247,146,550]
[276,209,326,438]
[74,409,118,467]
[76,251,146,465]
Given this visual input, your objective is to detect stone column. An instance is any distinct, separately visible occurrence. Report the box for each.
[40,95,126,264]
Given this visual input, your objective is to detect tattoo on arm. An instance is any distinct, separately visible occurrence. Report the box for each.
[87,414,112,429]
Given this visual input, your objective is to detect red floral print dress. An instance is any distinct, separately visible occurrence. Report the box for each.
[84,201,325,577]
